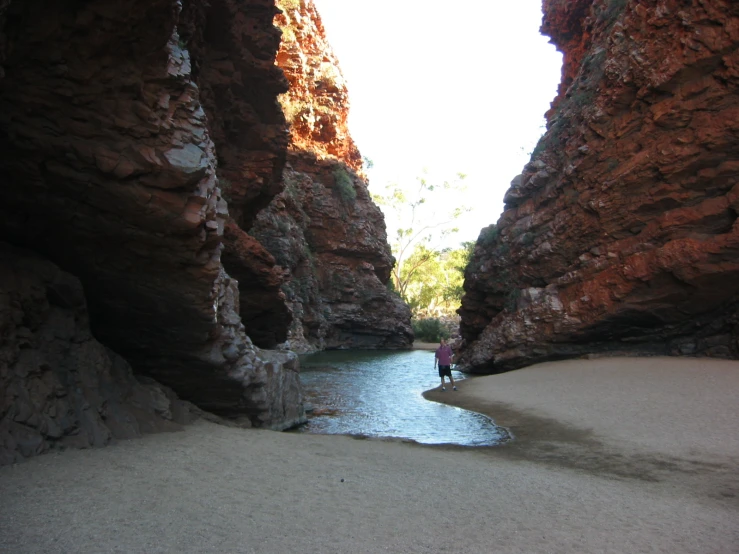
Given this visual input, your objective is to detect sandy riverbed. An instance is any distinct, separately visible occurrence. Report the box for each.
[1,357,737,553]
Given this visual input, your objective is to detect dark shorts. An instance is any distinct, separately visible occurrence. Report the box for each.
[438,365,452,378]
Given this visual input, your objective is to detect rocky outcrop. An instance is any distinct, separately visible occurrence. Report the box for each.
[249,0,412,351]
[180,0,290,230]
[253,154,413,350]
[0,0,303,431]
[221,221,292,346]
[458,0,739,372]
[0,243,196,465]
[274,0,362,171]
[178,0,295,348]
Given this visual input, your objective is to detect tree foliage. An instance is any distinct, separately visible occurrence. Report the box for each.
[400,243,474,317]
[411,318,450,342]
[373,171,474,316]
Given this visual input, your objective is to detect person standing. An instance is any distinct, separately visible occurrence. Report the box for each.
[434,338,456,391]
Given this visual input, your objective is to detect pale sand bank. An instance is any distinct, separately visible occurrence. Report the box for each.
[428,357,739,459]
[1,357,738,553]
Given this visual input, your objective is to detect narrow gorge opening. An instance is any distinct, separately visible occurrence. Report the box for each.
[306,0,564,340]
[1,0,737,466]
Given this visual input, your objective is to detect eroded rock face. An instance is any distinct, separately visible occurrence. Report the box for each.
[249,0,413,351]
[0,0,303,429]
[221,221,292,346]
[458,0,739,372]
[275,0,362,171]
[0,244,196,465]
[181,0,291,230]
[177,0,296,348]
[253,154,414,351]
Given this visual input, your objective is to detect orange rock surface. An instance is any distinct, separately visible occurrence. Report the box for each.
[458,0,739,372]
[274,0,361,170]
[250,0,412,350]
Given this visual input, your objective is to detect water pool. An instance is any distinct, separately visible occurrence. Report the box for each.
[296,350,509,446]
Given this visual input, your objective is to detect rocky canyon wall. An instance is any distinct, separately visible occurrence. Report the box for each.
[251,0,413,351]
[458,0,739,372]
[178,0,295,347]
[0,0,412,462]
[0,0,304,464]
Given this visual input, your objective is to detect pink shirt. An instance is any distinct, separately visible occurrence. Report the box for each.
[435,345,453,365]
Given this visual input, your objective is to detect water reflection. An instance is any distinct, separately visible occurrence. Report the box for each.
[297,350,509,446]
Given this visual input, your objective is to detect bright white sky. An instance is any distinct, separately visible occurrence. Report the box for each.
[312,0,563,246]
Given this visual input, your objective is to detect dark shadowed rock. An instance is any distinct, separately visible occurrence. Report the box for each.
[0,243,196,465]
[0,0,303,429]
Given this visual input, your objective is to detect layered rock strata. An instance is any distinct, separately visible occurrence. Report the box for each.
[253,155,414,350]
[0,244,195,465]
[179,0,294,347]
[274,0,362,171]
[458,0,739,372]
[251,0,412,351]
[0,0,303,431]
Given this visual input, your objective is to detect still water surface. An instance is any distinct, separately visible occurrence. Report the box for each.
[297,350,509,446]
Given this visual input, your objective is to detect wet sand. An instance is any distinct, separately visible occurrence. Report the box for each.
[429,356,739,485]
[1,357,738,553]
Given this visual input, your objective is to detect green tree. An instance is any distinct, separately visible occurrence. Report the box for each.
[400,244,442,316]
[372,171,470,303]
[398,242,474,318]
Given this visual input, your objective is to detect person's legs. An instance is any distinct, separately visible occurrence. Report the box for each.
[444,368,456,390]
[438,367,446,390]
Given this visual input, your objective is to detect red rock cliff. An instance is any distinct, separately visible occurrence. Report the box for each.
[178,0,294,347]
[458,0,739,372]
[0,0,304,459]
[251,0,413,350]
